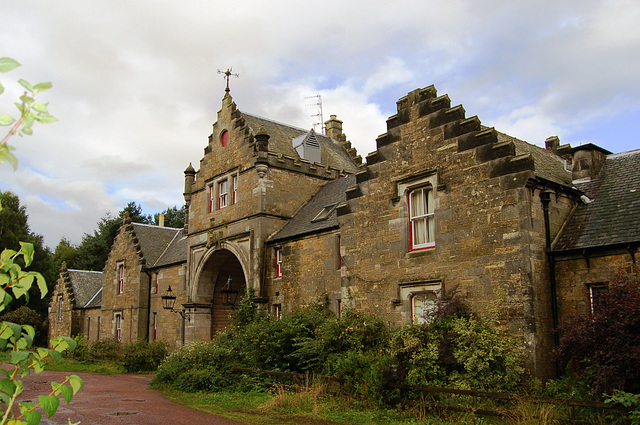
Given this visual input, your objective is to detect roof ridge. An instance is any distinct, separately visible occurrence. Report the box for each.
[240,111,308,133]
[152,229,183,268]
[131,222,182,230]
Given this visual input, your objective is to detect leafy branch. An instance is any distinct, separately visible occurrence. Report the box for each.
[0,57,57,169]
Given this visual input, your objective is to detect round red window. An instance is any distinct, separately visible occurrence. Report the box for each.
[220,130,229,147]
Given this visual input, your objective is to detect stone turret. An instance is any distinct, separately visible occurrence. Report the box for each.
[570,144,611,181]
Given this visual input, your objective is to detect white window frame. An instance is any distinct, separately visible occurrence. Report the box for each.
[218,179,228,209]
[409,185,435,250]
[399,282,441,324]
[232,174,238,205]
[398,174,438,251]
[589,283,607,315]
[115,313,122,342]
[57,296,63,321]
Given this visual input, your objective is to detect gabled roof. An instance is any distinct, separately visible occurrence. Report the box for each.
[241,112,359,173]
[496,131,573,187]
[153,229,188,268]
[67,269,103,309]
[270,175,356,242]
[554,148,640,252]
[131,223,182,266]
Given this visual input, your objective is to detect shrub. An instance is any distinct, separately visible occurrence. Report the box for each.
[391,315,524,392]
[0,305,48,346]
[153,341,236,391]
[122,340,168,372]
[88,338,121,361]
[555,268,640,394]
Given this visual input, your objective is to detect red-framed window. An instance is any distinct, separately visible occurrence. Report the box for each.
[153,312,157,341]
[117,263,124,294]
[115,314,122,342]
[409,186,435,250]
[220,130,229,147]
[232,175,238,205]
[218,180,228,209]
[275,248,282,278]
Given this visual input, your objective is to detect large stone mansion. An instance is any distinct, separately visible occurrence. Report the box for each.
[49,86,640,379]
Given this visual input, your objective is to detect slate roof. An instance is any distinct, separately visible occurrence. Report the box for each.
[270,175,356,242]
[554,149,640,252]
[68,270,103,309]
[153,230,188,268]
[241,112,359,173]
[496,131,573,187]
[131,223,182,267]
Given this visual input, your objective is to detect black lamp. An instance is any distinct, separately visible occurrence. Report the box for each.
[221,276,239,307]
[161,285,189,320]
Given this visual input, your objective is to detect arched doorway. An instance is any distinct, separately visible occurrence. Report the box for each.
[195,249,247,337]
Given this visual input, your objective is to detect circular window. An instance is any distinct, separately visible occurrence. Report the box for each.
[220,130,229,147]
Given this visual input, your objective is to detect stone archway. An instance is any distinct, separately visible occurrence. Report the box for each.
[194,248,247,337]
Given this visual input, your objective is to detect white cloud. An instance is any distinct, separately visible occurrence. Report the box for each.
[2,0,640,248]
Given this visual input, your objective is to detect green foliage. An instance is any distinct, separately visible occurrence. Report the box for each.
[606,390,640,425]
[390,316,524,392]
[0,57,57,170]
[0,192,55,316]
[154,205,185,228]
[121,340,168,373]
[0,306,47,347]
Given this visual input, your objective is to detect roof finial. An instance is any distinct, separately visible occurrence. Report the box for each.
[217,68,239,94]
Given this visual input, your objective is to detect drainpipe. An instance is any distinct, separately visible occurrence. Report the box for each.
[144,269,153,343]
[539,186,560,377]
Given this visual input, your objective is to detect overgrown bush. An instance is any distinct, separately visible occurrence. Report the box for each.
[122,340,168,372]
[154,341,236,391]
[555,268,640,394]
[391,315,524,392]
[88,338,122,361]
[0,305,47,346]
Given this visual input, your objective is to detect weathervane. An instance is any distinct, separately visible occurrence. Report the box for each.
[217,68,239,94]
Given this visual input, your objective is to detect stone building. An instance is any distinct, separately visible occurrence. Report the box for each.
[49,86,639,379]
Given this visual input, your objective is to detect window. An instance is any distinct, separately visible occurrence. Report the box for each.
[589,283,608,315]
[87,317,91,338]
[312,203,337,222]
[337,235,342,270]
[220,130,229,147]
[97,317,101,340]
[117,262,124,294]
[275,248,282,278]
[209,185,215,213]
[273,304,281,319]
[411,292,437,324]
[409,185,435,250]
[232,175,238,205]
[218,180,228,209]
[337,299,342,319]
[153,273,159,294]
[153,312,157,341]
[115,313,122,342]
[57,296,63,321]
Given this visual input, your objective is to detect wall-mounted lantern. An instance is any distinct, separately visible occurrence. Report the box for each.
[221,276,239,307]
[161,285,190,321]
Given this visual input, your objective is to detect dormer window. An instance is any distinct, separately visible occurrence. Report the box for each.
[312,203,337,222]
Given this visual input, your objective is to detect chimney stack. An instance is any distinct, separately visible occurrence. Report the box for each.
[158,213,165,227]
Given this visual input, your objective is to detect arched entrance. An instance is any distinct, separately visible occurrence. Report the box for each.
[194,248,247,337]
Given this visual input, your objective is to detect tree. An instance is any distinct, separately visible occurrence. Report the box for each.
[154,205,185,228]
[73,201,153,271]
[1,56,81,425]
[555,267,640,394]
[0,191,55,316]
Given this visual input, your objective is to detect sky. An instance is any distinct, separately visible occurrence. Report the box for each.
[2,0,640,249]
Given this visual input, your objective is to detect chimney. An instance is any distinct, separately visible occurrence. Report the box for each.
[158,213,165,227]
[325,115,344,141]
[545,136,560,152]
[570,144,612,181]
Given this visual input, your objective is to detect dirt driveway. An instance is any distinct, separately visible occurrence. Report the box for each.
[16,369,247,425]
